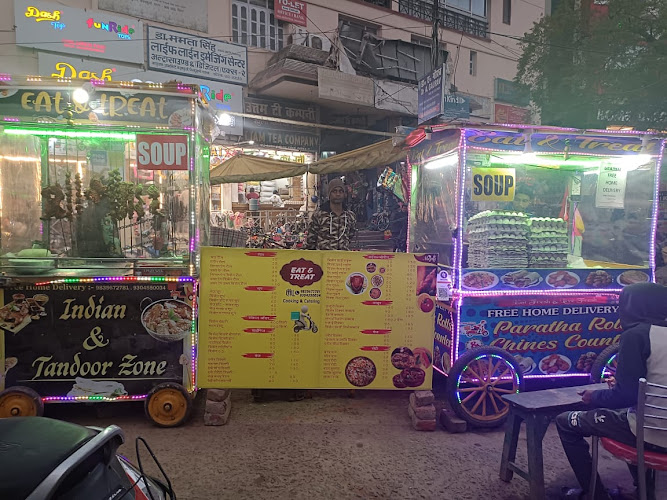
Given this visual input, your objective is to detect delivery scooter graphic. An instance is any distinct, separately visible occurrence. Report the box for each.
[293,305,318,333]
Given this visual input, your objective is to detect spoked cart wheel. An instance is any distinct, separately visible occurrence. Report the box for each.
[0,386,44,418]
[590,344,620,383]
[145,382,193,428]
[447,346,524,428]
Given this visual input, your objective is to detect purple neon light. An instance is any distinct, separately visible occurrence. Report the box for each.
[0,74,11,81]
[455,130,466,290]
[650,141,665,282]
[42,394,146,402]
[459,288,624,297]
[454,297,463,362]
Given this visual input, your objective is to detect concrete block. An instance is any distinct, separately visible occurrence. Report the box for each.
[440,408,467,433]
[207,389,231,402]
[204,411,230,426]
[408,405,437,431]
[412,390,435,407]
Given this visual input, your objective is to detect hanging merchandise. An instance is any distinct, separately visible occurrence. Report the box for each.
[377,166,404,202]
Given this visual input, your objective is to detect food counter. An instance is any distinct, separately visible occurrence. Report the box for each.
[0,78,215,426]
[407,126,664,427]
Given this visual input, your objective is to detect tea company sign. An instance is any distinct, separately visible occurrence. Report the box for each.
[147,26,248,85]
[38,54,244,136]
[14,0,144,63]
[136,134,189,170]
[275,0,308,27]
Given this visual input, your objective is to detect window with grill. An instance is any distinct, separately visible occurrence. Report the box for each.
[398,0,488,38]
[232,0,285,51]
[503,0,512,24]
[362,0,392,6]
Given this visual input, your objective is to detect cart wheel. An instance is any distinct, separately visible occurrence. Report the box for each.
[590,344,620,383]
[0,386,44,418]
[145,383,192,428]
[446,346,524,428]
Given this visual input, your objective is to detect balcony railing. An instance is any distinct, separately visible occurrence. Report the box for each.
[398,0,489,38]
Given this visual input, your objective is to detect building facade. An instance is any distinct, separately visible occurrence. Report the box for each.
[0,0,547,153]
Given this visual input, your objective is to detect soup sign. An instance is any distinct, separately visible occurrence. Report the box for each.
[471,167,516,202]
[136,134,188,170]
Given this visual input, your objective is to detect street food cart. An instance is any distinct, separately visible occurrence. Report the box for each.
[407,125,664,427]
[0,78,214,426]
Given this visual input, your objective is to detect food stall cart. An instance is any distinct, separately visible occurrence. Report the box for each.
[0,78,214,426]
[407,125,664,427]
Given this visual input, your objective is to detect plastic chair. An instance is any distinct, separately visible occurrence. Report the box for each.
[590,378,667,500]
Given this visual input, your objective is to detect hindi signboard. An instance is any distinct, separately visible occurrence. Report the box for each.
[147,26,248,85]
[418,65,445,124]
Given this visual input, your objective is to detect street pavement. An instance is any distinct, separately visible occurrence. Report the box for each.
[42,382,649,500]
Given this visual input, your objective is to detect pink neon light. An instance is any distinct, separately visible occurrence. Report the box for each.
[0,74,11,81]
[456,130,467,289]
[3,117,19,122]
[191,280,199,389]
[650,140,665,282]
[458,288,624,297]
[63,39,106,53]
[406,155,412,250]
[525,373,591,379]
[454,297,463,362]
[42,394,147,403]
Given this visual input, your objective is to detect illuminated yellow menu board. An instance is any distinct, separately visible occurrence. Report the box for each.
[198,248,437,390]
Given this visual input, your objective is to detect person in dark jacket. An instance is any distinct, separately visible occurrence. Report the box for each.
[556,283,667,499]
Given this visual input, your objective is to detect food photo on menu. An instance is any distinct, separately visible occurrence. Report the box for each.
[390,347,432,388]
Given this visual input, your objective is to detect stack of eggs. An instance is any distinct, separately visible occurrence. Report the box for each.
[527,217,568,268]
[467,210,529,268]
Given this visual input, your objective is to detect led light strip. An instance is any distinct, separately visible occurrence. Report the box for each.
[35,276,195,286]
[4,128,136,140]
[650,140,665,283]
[42,394,147,403]
[455,130,467,290]
[458,289,623,297]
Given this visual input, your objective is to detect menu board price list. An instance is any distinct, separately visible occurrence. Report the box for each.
[199,248,434,390]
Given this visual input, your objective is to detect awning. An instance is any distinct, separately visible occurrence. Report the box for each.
[209,154,307,185]
[308,139,406,175]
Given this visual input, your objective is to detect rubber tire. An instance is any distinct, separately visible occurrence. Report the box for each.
[144,382,192,428]
[446,346,525,429]
[312,325,318,333]
[590,344,620,383]
[0,386,44,417]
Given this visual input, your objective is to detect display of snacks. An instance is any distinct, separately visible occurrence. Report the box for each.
[467,211,529,268]
[586,270,613,288]
[527,217,568,268]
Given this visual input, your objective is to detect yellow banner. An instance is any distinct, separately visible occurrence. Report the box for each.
[198,248,437,390]
[471,167,516,201]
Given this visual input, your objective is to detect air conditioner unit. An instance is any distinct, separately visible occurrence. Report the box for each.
[290,27,331,52]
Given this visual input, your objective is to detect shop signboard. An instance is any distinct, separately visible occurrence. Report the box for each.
[494,78,529,106]
[417,65,444,124]
[14,0,144,64]
[471,167,516,202]
[465,130,663,156]
[275,0,308,27]
[99,0,208,32]
[0,87,193,127]
[198,248,437,390]
[458,294,621,377]
[433,301,454,375]
[317,68,374,107]
[147,26,248,85]
[38,53,244,136]
[136,134,189,170]
[460,267,650,292]
[494,103,530,124]
[243,97,320,152]
[1,282,192,396]
[442,94,470,120]
[595,161,628,209]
